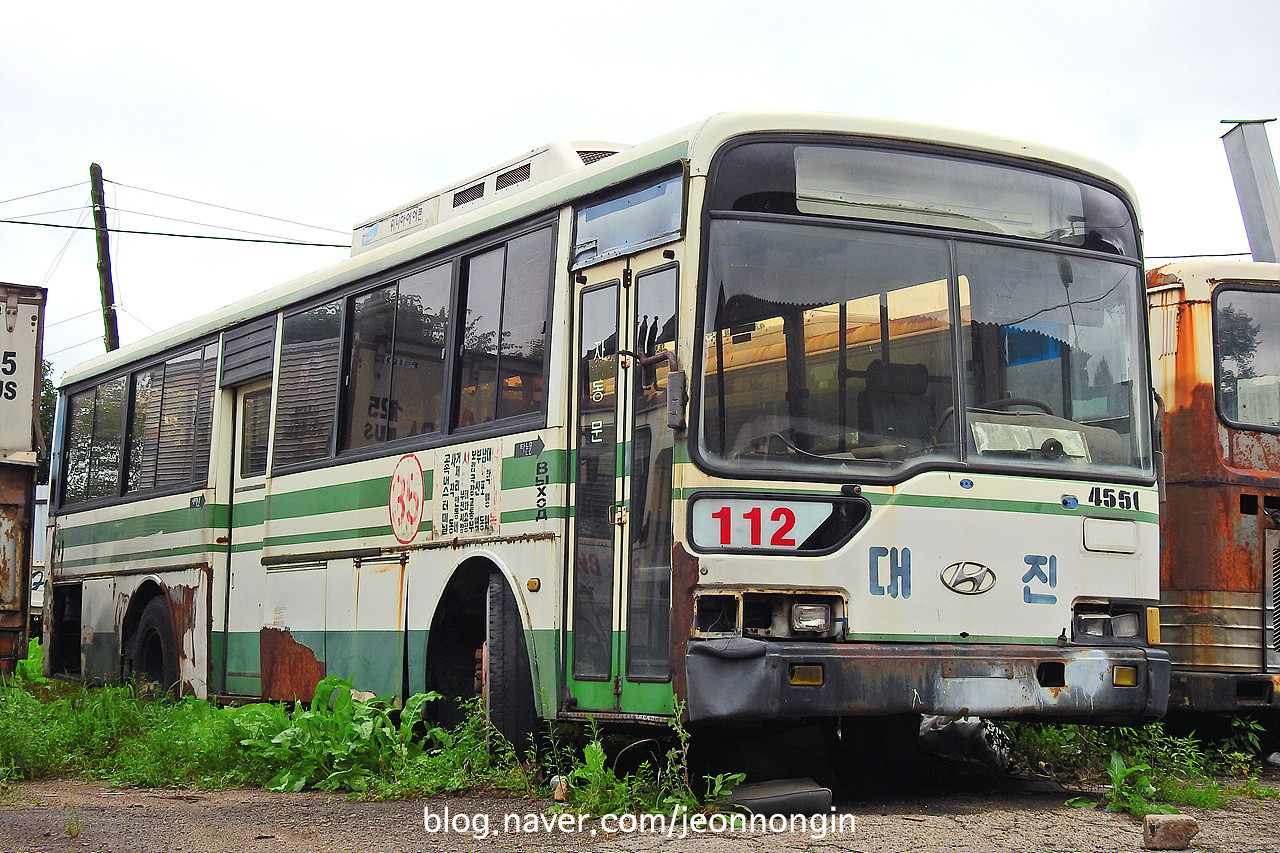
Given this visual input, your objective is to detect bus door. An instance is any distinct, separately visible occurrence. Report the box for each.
[568,249,678,715]
[219,381,272,695]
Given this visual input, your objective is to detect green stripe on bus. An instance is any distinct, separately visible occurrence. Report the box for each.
[265,475,398,521]
[263,525,394,549]
[58,543,219,569]
[500,507,569,523]
[232,501,265,528]
[55,502,228,549]
[501,449,569,488]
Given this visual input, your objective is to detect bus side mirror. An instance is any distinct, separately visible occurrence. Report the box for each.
[666,370,687,431]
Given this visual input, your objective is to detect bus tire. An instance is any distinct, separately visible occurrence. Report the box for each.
[126,597,178,693]
[485,572,538,755]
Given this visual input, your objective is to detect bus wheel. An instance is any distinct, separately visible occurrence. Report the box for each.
[485,572,538,755]
[126,597,178,693]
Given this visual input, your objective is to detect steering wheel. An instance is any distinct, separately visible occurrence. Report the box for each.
[934,397,1056,444]
[979,397,1054,414]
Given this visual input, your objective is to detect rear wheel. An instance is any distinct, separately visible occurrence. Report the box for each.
[485,572,539,755]
[126,597,178,692]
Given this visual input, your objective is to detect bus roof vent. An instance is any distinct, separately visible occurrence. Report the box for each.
[451,182,485,208]
[578,150,618,165]
[351,139,630,256]
[495,163,532,191]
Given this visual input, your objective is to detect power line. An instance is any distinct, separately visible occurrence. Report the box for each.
[114,303,157,334]
[109,206,319,243]
[0,219,347,248]
[7,205,91,219]
[0,181,89,206]
[106,179,349,236]
[41,199,93,288]
[45,307,103,328]
[46,337,105,358]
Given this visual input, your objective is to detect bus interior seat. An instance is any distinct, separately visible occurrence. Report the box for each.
[857,360,936,446]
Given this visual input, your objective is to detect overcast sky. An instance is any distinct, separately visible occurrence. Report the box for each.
[4,0,1279,381]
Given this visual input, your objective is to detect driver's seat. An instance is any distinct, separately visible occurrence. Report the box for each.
[857,360,936,447]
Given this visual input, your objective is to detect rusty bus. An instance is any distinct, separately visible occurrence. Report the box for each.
[45,113,1166,772]
[1149,260,1280,713]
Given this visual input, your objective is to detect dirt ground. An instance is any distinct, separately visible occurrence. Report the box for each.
[4,774,1280,853]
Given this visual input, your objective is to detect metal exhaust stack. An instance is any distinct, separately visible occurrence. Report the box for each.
[1222,119,1280,263]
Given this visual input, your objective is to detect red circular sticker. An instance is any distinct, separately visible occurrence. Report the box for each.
[389,454,424,544]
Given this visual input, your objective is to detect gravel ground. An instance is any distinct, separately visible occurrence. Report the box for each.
[3,775,1280,853]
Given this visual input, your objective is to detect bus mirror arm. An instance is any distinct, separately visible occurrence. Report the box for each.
[666,369,687,431]
[616,349,686,430]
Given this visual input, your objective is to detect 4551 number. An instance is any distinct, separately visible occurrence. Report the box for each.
[1087,486,1139,511]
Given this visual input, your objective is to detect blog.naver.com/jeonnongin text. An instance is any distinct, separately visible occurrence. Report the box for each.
[423,804,856,841]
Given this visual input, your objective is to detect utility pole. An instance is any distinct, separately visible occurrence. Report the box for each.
[89,163,120,352]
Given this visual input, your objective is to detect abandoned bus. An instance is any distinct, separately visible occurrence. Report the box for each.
[45,112,1167,757]
[1149,260,1280,713]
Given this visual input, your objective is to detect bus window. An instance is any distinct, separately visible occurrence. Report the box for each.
[456,227,553,428]
[1216,288,1280,429]
[343,285,397,449]
[275,300,343,468]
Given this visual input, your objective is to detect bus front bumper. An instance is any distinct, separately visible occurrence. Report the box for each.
[685,638,1170,723]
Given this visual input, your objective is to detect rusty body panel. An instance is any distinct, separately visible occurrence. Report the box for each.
[668,542,699,709]
[0,465,34,673]
[1148,262,1280,709]
[60,568,213,695]
[161,578,205,695]
[260,626,325,702]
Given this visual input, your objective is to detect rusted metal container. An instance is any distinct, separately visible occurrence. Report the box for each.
[0,283,47,675]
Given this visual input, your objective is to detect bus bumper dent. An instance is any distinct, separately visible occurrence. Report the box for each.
[685,638,1170,723]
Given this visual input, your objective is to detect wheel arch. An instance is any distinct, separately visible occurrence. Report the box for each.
[120,578,167,652]
[424,551,543,724]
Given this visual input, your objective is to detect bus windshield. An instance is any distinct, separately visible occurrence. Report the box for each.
[698,145,1150,481]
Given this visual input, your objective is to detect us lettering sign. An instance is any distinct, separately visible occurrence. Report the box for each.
[0,285,46,464]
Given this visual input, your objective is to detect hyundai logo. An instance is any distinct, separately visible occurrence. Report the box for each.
[940,561,997,595]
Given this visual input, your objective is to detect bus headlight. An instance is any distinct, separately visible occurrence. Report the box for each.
[1077,613,1109,636]
[1110,612,1140,638]
[1073,602,1147,643]
[792,604,831,633]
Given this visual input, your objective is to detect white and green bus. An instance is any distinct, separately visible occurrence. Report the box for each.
[45,112,1168,754]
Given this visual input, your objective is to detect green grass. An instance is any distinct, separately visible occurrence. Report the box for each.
[6,637,1269,820]
[1001,719,1268,817]
[0,648,736,816]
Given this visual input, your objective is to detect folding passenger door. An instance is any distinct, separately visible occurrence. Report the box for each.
[566,247,678,715]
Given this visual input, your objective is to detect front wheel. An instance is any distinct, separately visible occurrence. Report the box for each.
[485,573,539,755]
